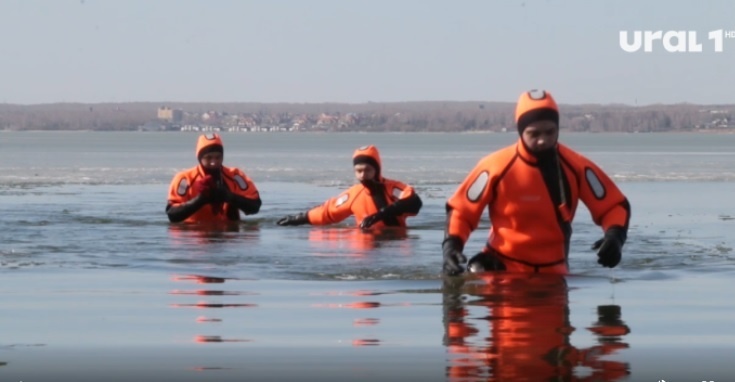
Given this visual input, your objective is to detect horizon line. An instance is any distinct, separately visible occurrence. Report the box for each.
[2,100,732,108]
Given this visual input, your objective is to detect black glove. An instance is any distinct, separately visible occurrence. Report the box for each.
[277,212,309,226]
[360,210,385,229]
[360,202,404,229]
[592,227,626,268]
[442,236,467,276]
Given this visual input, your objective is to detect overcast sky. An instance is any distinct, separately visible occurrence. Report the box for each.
[1,0,733,105]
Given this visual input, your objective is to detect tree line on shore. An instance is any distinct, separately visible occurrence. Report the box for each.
[1,101,732,132]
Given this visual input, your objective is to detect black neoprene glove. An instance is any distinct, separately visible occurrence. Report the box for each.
[592,226,626,268]
[360,204,398,229]
[276,212,309,226]
[360,211,383,229]
[442,236,467,276]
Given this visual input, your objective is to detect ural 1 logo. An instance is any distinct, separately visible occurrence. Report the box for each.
[619,29,735,52]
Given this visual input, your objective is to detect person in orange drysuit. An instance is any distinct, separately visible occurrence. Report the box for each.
[443,90,631,275]
[276,145,422,229]
[166,133,261,224]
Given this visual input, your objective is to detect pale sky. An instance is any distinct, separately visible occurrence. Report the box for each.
[1,0,733,105]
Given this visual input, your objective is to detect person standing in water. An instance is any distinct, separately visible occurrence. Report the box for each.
[277,145,422,229]
[166,133,261,223]
[442,90,631,275]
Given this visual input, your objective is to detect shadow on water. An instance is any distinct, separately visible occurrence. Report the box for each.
[442,273,630,382]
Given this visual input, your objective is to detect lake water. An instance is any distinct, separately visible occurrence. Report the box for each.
[1,131,734,381]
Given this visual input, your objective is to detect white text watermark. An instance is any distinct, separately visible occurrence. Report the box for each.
[619,30,735,52]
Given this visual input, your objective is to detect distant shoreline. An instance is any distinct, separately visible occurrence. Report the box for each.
[2,101,733,133]
[3,129,734,134]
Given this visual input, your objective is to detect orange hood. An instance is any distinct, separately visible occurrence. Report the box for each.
[195,133,224,160]
[514,89,560,134]
[352,145,382,179]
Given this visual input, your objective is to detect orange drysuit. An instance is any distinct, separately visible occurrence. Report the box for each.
[306,145,422,228]
[167,133,261,223]
[445,139,630,273]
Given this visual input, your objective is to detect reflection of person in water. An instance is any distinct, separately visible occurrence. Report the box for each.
[307,227,410,257]
[167,221,249,240]
[442,274,630,381]
[167,218,261,251]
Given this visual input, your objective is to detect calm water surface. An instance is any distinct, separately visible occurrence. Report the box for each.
[1,132,734,381]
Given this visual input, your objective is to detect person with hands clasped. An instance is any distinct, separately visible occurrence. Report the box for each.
[442,90,631,275]
[166,133,261,224]
[277,145,422,229]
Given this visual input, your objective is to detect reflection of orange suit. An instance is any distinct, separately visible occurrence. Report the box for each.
[307,228,409,257]
[308,228,378,256]
[167,220,256,247]
[443,274,630,381]
[446,140,630,273]
[307,145,421,228]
